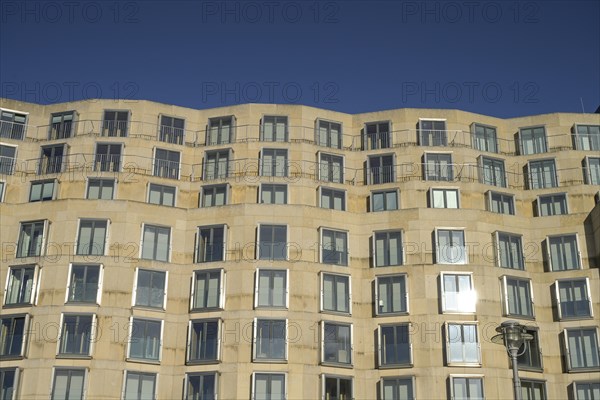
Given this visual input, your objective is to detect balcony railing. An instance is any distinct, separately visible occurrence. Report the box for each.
[153,159,180,179]
[0,156,15,175]
[0,120,27,140]
[37,156,64,175]
[94,154,121,172]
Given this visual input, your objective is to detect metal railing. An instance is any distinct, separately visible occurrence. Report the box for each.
[0,120,27,140]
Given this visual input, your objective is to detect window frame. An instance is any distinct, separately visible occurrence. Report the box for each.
[158,114,185,145]
[200,183,228,207]
[0,180,5,202]
[584,156,600,185]
[315,118,343,149]
[29,179,58,202]
[517,328,543,371]
[449,375,484,400]
[122,370,157,400]
[319,186,346,211]
[445,322,481,366]
[0,108,28,140]
[487,190,516,215]
[471,122,498,153]
[49,111,77,140]
[260,183,288,205]
[140,223,172,262]
[375,274,409,316]
[260,148,289,178]
[573,124,600,151]
[3,264,41,307]
[430,187,460,209]
[252,372,287,400]
[86,178,116,200]
[370,189,399,212]
[152,147,181,180]
[190,269,226,311]
[418,118,447,146]
[101,109,129,137]
[38,143,67,175]
[203,149,231,180]
[372,230,404,267]
[564,327,600,372]
[256,224,288,261]
[75,219,109,256]
[537,193,568,216]
[206,115,236,146]
[435,228,468,265]
[186,318,221,364]
[320,227,349,266]
[195,224,227,263]
[378,323,413,368]
[379,376,415,400]
[572,381,600,400]
[546,233,582,271]
[126,317,164,362]
[479,155,507,187]
[0,314,29,359]
[132,268,168,310]
[440,272,476,314]
[254,268,289,309]
[94,142,123,172]
[555,277,594,320]
[321,374,353,400]
[519,125,547,155]
[424,152,453,181]
[261,115,289,142]
[184,372,218,400]
[147,183,176,207]
[320,272,352,315]
[57,313,97,357]
[495,231,525,270]
[527,158,558,189]
[318,151,344,183]
[16,219,48,258]
[321,321,353,366]
[501,275,535,319]
[363,120,392,150]
[252,317,288,362]
[367,153,396,184]
[51,367,87,400]
[0,367,19,400]
[65,263,103,305]
[0,143,17,175]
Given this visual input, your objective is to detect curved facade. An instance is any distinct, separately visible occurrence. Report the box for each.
[0,98,599,400]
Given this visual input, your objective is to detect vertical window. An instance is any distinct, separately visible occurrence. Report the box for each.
[488,191,515,215]
[128,318,162,361]
[4,265,38,306]
[381,377,414,400]
[316,119,342,149]
[419,119,447,146]
[16,220,46,258]
[76,220,108,256]
[185,372,217,400]
[472,123,497,153]
[51,369,85,400]
[517,328,542,371]
[94,143,122,172]
[123,371,156,400]
[556,278,593,319]
[141,224,170,262]
[321,273,351,314]
[253,318,287,361]
[363,121,391,150]
[67,264,101,304]
[261,149,288,177]
[538,193,567,216]
[159,115,185,144]
[440,273,476,313]
[430,188,459,208]
[436,229,467,264]
[188,319,219,363]
[322,375,352,400]
[204,150,230,180]
[0,315,27,358]
[371,189,398,212]
[547,234,580,271]
[368,154,395,184]
[255,269,288,308]
[207,116,234,145]
[196,225,225,263]
[521,380,546,400]
[502,276,534,318]
[528,159,558,189]
[253,373,286,400]
[496,232,524,270]
[320,187,345,210]
[446,323,481,365]
[261,184,287,204]
[102,110,129,137]
[0,181,4,202]
[87,178,115,200]
[261,116,288,142]
[573,382,600,400]
[425,153,453,181]
[480,156,506,187]
[321,229,348,266]
[520,126,547,155]
[373,231,403,267]
[319,153,344,183]
[29,179,56,202]
[58,314,94,356]
[0,145,16,175]
[322,322,352,365]
[574,124,600,150]
[0,110,27,140]
[148,183,175,207]
[584,156,600,185]
[191,269,224,311]
[39,144,65,174]
[201,184,227,207]
[564,328,600,371]
[258,224,287,261]
[0,368,19,400]
[378,324,412,367]
[153,148,180,179]
[134,269,167,309]
[376,275,408,315]
[450,376,484,400]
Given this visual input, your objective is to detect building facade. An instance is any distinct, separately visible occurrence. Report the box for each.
[0,98,599,400]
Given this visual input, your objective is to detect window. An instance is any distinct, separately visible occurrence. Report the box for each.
[0,181,4,202]
[133,269,167,309]
[0,109,27,140]
[51,369,85,400]
[556,278,593,319]
[204,150,230,180]
[564,328,600,371]
[123,371,156,400]
[318,153,343,183]
[0,315,27,358]
[0,368,18,400]
[58,314,94,356]
[196,225,225,263]
[4,265,38,306]
[322,375,352,400]
[39,144,65,174]
[321,273,351,314]
[153,148,180,179]
[185,373,217,400]
[547,234,580,271]
[261,116,288,142]
[573,381,600,400]
[446,323,480,365]
[480,156,506,187]
[376,275,408,315]
[472,123,497,153]
[16,220,46,258]
[141,224,170,262]
[191,269,224,311]
[202,184,227,207]
[450,376,484,400]
[253,373,286,400]
[380,377,414,400]
[128,318,162,361]
[188,319,219,363]
[373,231,403,267]
[148,183,175,207]
[316,119,342,149]
[67,264,101,304]
[29,179,56,202]
[520,380,546,400]
[584,156,600,185]
[419,119,447,146]
[321,228,348,266]
[258,224,287,261]
[94,143,122,172]
[363,121,391,150]
[76,219,108,256]
[502,276,534,318]
[322,322,352,365]
[207,116,235,145]
[255,269,288,308]
[440,273,476,313]
[0,145,16,175]
[378,324,412,367]
[159,115,184,144]
[320,187,345,210]
[538,193,567,216]
[430,188,459,208]
[574,124,600,150]
[517,328,542,371]
[87,178,115,200]
[261,149,288,177]
[102,110,128,137]
[496,232,524,270]
[436,229,467,264]
[520,126,547,154]
[371,189,398,211]
[425,153,453,181]
[488,191,515,215]
[528,159,558,189]
[253,318,287,361]
[368,154,394,184]
[49,111,75,140]
[261,184,287,204]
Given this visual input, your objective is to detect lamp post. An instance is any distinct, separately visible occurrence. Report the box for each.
[492,321,534,400]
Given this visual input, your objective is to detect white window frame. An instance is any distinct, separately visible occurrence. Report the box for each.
[379,376,415,400]
[131,268,168,310]
[0,314,29,358]
[252,318,288,362]
[555,277,594,320]
[430,187,460,209]
[370,189,399,212]
[51,367,87,400]
[260,115,289,142]
[56,313,97,357]
[190,269,226,311]
[418,118,447,146]
[584,155,600,185]
[194,224,227,263]
[3,264,41,306]
[494,231,525,270]
[121,370,157,400]
[315,118,343,149]
[152,147,181,180]
[184,372,218,400]
[147,182,177,207]
[259,183,288,204]
[0,143,18,176]
[206,115,236,146]
[186,318,222,364]
[527,158,558,189]
[254,268,289,309]
[377,323,413,368]
[478,155,507,187]
[573,124,600,150]
[319,227,349,266]
[157,114,186,144]
[139,223,172,263]
[375,273,409,316]
[537,193,568,216]
[29,178,58,202]
[440,272,476,314]
[256,223,289,261]
[75,219,110,257]
[0,179,6,202]
[318,186,346,211]
[126,317,164,362]
[546,233,582,271]
[259,148,289,178]
[0,108,28,140]
[320,321,353,366]
[372,230,405,267]
[0,367,20,400]
[424,152,453,181]
[471,122,498,153]
[363,120,392,150]
[445,322,482,366]
[519,125,547,155]
[65,263,104,305]
[501,276,535,319]
[317,151,345,183]
[16,219,49,258]
[200,183,229,207]
[320,374,353,400]
[367,153,396,184]
[251,372,287,400]
[563,327,600,371]
[320,272,352,315]
[487,190,515,215]
[86,177,116,200]
[572,381,600,400]
[203,149,232,180]
[449,375,484,400]
[435,228,468,265]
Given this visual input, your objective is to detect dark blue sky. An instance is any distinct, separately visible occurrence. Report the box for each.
[1,0,599,117]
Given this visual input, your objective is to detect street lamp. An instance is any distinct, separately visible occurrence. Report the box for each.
[492,321,534,400]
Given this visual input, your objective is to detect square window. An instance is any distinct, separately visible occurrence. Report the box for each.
[436,229,467,264]
[253,318,287,361]
[496,232,524,270]
[547,234,580,271]
[94,143,122,172]
[368,155,395,184]
[261,184,287,204]
[379,324,412,367]
[446,323,480,365]
[4,265,38,306]
[320,187,345,210]
[188,319,219,363]
[521,380,546,400]
[472,123,498,153]
[196,225,226,263]
[204,150,230,180]
[128,318,162,361]
[450,376,484,400]
[373,231,403,267]
[16,220,46,258]
[321,229,348,266]
[0,368,19,400]
[322,375,352,400]
[321,273,351,314]
[159,115,185,144]
[371,190,398,212]
[141,224,171,262]
[565,328,600,371]
[322,322,352,365]
[39,144,65,174]
[262,116,288,142]
[538,193,567,216]
[51,368,86,400]
[201,184,227,207]
[574,124,600,151]
[153,148,180,179]
[0,145,17,175]
[102,110,128,137]
[503,276,534,318]
[556,278,593,319]
[380,377,414,400]
[520,126,547,155]
[527,159,557,189]
[123,371,156,400]
[255,269,288,309]
[316,119,342,149]
[0,315,28,358]
[207,116,235,145]
[573,381,600,400]
[425,153,453,181]
[253,373,286,400]
[185,372,217,400]
[87,179,115,200]
[319,153,344,183]
[376,275,408,315]
[480,156,506,187]
[58,314,95,356]
[363,121,391,150]
[258,224,287,261]
[488,191,515,215]
[76,220,108,256]
[441,273,476,313]
[431,188,459,209]
[0,109,27,140]
[134,269,167,309]
[517,328,543,371]
[29,179,56,202]
[67,264,102,304]
[148,183,175,207]
[191,269,224,311]
[584,157,600,185]
[419,119,447,146]
[261,149,288,177]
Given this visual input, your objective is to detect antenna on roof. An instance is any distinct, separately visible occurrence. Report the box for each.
[580,97,585,113]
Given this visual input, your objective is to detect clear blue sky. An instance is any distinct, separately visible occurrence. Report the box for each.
[1,0,599,117]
